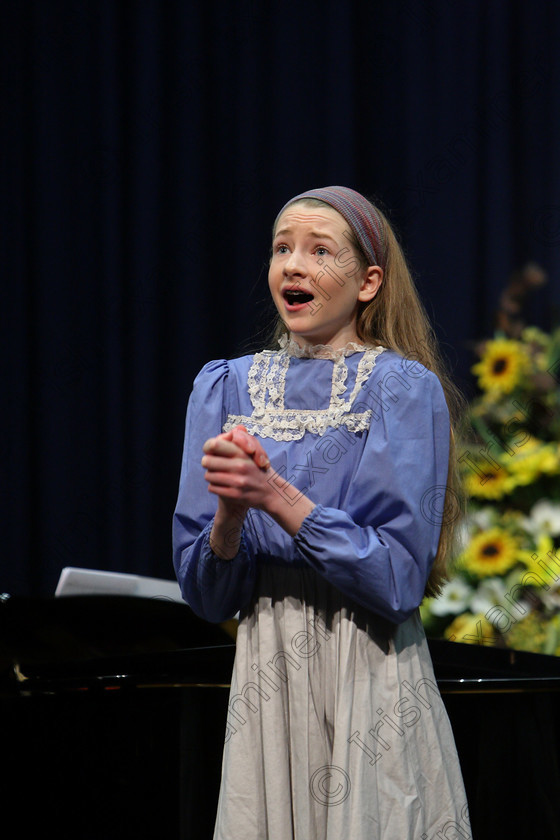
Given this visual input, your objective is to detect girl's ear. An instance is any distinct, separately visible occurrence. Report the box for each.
[357,266,383,303]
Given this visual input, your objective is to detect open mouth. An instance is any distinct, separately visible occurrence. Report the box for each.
[283,288,315,307]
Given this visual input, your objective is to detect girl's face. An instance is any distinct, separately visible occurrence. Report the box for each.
[269,203,382,349]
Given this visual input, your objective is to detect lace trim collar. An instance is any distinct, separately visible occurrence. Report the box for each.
[223,340,386,440]
[278,334,383,360]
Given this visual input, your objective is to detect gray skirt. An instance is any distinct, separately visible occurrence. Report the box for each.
[213,565,471,840]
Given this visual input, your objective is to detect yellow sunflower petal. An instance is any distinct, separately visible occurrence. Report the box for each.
[463,465,512,500]
[444,612,496,645]
[460,527,520,577]
[472,338,530,394]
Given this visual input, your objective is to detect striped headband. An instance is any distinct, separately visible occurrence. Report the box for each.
[275,186,386,267]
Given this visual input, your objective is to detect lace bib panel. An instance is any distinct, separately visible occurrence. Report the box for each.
[223,338,386,441]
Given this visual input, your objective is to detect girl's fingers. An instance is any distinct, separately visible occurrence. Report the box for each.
[205,471,250,497]
[206,474,243,491]
[207,484,245,500]
[229,427,270,470]
[207,424,247,449]
[202,437,247,458]
[203,429,270,470]
[201,454,249,474]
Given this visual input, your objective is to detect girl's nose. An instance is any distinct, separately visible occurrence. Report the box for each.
[284,249,307,276]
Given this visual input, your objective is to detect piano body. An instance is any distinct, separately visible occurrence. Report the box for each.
[1,595,559,839]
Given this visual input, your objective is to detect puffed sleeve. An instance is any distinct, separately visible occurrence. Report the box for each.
[172,360,256,622]
[292,363,450,624]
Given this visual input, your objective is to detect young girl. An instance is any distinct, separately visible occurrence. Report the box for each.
[173,186,471,840]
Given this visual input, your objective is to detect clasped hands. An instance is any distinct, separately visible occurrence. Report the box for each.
[201,424,273,516]
[201,425,315,557]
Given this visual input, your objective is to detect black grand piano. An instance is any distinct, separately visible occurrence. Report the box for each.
[1,594,560,839]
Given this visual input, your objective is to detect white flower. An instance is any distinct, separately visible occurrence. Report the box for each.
[540,581,560,611]
[431,577,472,616]
[455,508,494,551]
[469,507,495,532]
[522,499,560,537]
[455,521,470,553]
[469,578,508,615]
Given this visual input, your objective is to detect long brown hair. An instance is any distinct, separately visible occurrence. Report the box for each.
[269,197,467,597]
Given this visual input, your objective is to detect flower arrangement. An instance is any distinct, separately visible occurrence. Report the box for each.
[421,267,560,655]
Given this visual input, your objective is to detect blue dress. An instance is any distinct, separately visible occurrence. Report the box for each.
[173,337,471,840]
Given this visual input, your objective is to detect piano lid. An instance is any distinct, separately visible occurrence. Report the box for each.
[2,595,560,694]
[0,593,233,665]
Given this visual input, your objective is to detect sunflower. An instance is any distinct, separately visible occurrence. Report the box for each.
[517,535,560,588]
[462,463,513,500]
[460,527,519,578]
[443,612,496,646]
[507,442,560,485]
[472,338,529,394]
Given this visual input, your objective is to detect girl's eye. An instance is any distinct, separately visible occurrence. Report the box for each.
[316,246,329,257]
[275,244,289,254]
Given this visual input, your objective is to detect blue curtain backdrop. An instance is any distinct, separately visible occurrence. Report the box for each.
[2,0,560,597]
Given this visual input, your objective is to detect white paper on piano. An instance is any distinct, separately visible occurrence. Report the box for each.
[55,567,185,603]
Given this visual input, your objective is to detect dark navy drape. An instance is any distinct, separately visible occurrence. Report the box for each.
[2,0,560,597]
